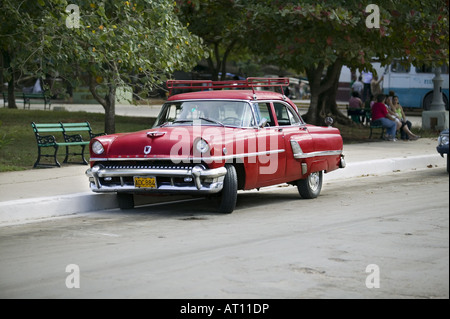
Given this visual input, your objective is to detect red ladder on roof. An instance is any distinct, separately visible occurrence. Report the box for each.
[166,77,290,96]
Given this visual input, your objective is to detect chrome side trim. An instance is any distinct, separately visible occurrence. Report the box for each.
[293,150,343,159]
[290,139,342,159]
[89,149,286,163]
[193,149,285,162]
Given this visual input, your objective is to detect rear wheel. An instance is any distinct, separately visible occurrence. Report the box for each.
[117,193,134,209]
[297,171,323,199]
[217,164,238,214]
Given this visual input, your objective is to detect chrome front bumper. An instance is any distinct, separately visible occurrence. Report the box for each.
[86,164,227,194]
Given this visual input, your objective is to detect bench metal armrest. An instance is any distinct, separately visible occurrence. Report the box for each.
[64,134,84,143]
[37,134,57,145]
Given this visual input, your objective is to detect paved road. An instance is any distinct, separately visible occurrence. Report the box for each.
[0,168,448,299]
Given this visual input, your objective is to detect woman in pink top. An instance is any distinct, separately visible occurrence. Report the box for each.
[371,94,398,141]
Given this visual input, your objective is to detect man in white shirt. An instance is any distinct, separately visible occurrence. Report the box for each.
[351,75,364,97]
[361,71,373,102]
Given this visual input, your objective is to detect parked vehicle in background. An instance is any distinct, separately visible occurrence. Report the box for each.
[86,78,345,213]
[340,61,449,110]
[437,129,449,173]
[383,61,449,110]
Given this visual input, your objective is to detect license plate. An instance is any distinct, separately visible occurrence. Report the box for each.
[134,176,157,189]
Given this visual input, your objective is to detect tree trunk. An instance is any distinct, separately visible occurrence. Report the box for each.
[303,63,324,125]
[207,40,237,81]
[89,75,116,134]
[7,75,17,109]
[219,40,237,81]
[317,74,353,126]
[207,42,221,81]
[104,84,116,134]
[2,50,18,109]
[303,60,352,126]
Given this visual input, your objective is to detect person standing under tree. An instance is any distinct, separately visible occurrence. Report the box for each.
[361,71,373,102]
[351,75,364,97]
[370,74,384,98]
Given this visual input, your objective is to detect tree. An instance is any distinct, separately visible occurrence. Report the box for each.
[248,0,449,125]
[0,1,50,109]
[1,0,206,134]
[176,0,250,80]
[56,0,206,133]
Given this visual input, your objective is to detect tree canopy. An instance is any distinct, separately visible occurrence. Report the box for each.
[1,0,206,133]
[2,0,448,128]
[176,0,251,80]
[246,0,449,124]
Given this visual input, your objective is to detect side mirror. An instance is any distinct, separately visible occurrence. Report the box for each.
[259,118,268,128]
[325,117,334,127]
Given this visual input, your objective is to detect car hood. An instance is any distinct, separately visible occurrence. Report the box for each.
[96,126,241,161]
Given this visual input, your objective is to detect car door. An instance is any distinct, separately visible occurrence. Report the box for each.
[252,102,286,187]
[272,102,312,182]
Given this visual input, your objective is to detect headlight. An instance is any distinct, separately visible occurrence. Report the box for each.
[438,134,449,146]
[92,140,105,155]
[195,138,210,154]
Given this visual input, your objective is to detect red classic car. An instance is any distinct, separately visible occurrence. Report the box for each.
[86,78,345,213]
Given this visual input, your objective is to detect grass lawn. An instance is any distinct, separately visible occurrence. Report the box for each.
[0,108,155,172]
[0,107,432,172]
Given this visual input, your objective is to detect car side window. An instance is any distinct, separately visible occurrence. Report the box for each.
[273,102,301,126]
[255,102,275,126]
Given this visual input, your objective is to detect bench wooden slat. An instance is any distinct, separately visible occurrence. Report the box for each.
[34,128,64,133]
[56,142,90,146]
[61,122,90,127]
[63,127,91,132]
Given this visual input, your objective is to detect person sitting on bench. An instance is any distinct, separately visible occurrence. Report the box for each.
[371,94,398,141]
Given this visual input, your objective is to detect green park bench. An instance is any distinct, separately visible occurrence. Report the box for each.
[3,92,52,110]
[31,121,105,168]
[366,109,385,139]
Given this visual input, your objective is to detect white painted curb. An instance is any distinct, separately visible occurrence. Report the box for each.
[0,193,117,225]
[326,154,444,181]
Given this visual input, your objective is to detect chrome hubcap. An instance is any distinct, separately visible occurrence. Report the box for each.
[308,172,321,192]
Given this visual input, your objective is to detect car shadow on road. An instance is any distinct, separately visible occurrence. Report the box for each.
[109,185,304,219]
[102,167,449,219]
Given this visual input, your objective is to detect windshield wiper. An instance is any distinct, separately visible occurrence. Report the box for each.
[159,121,171,127]
[199,117,224,127]
[173,119,193,124]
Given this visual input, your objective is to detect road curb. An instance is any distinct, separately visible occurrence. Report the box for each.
[0,193,118,226]
[0,154,446,226]
[326,154,444,181]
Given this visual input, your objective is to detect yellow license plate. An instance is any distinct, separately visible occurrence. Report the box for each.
[134,176,157,189]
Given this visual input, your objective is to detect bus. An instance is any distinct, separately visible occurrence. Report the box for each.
[382,61,449,110]
[340,62,449,110]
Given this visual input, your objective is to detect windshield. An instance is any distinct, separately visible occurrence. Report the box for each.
[154,100,255,128]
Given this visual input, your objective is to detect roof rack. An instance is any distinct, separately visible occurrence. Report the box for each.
[166,77,290,98]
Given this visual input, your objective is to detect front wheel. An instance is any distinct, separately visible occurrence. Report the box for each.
[217,164,238,214]
[297,171,323,199]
